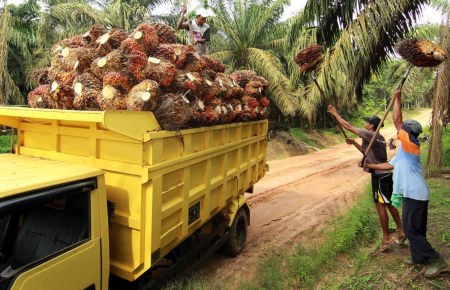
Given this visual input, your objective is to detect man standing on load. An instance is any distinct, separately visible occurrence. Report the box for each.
[177,5,212,56]
[327,105,405,252]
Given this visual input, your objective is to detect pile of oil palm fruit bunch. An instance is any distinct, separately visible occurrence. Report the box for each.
[28,23,270,130]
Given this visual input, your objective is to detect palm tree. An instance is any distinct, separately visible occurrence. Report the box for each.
[425,0,450,175]
[204,0,298,116]
[285,0,429,121]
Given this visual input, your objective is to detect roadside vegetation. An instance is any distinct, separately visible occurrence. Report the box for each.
[165,126,450,289]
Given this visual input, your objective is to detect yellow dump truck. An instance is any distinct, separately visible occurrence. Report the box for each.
[0,107,268,290]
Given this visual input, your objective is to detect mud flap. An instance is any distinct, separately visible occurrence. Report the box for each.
[222,195,250,227]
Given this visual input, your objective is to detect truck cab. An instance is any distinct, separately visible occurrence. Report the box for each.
[0,154,109,290]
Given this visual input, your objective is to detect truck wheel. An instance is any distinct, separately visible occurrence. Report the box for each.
[224,208,247,257]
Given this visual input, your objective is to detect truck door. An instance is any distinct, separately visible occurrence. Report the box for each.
[0,179,102,290]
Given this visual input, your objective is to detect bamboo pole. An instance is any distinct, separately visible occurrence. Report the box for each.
[361,66,411,166]
[312,75,348,138]
[182,0,197,51]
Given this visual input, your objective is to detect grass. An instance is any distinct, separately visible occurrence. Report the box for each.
[0,133,16,153]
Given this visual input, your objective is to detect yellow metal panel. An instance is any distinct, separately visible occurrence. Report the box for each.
[98,139,142,165]
[103,110,161,140]
[0,154,103,198]
[10,239,102,290]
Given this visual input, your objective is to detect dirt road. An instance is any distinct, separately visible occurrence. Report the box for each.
[198,109,432,283]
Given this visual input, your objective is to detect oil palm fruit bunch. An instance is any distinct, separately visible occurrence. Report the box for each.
[49,81,75,109]
[200,75,218,103]
[150,22,177,44]
[154,44,195,68]
[90,49,129,80]
[395,38,446,67]
[230,70,257,88]
[128,50,148,82]
[223,102,236,124]
[126,80,161,111]
[259,96,270,111]
[27,85,52,109]
[200,56,225,73]
[52,47,98,73]
[294,45,324,73]
[83,24,108,45]
[120,38,146,55]
[97,72,130,110]
[52,36,88,56]
[170,71,202,98]
[230,99,243,122]
[129,23,159,56]
[202,105,219,126]
[33,68,50,85]
[144,57,177,87]
[214,73,232,99]
[72,73,102,111]
[183,52,207,73]
[187,98,206,127]
[244,80,264,98]
[96,28,128,56]
[154,93,192,130]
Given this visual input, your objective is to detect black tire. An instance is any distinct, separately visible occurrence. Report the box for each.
[223,208,247,257]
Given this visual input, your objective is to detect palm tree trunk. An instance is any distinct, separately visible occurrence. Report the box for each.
[0,0,9,105]
[426,9,450,176]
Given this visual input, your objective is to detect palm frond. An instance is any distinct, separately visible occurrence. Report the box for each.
[248,47,296,115]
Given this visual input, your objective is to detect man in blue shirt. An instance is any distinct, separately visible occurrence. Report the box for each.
[365,85,449,278]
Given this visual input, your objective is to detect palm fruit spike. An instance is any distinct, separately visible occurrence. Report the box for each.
[83,24,108,44]
[90,49,129,80]
[52,47,98,74]
[144,57,177,87]
[27,85,52,109]
[202,69,217,80]
[251,76,269,89]
[153,93,192,131]
[48,68,78,87]
[149,22,177,44]
[183,51,207,73]
[230,70,257,88]
[230,99,243,122]
[49,81,75,109]
[202,105,219,126]
[244,80,264,99]
[103,72,131,94]
[154,44,195,68]
[294,45,324,73]
[126,80,161,111]
[120,38,145,55]
[129,23,159,56]
[223,102,236,124]
[73,72,102,110]
[200,74,218,103]
[395,38,446,67]
[228,85,244,100]
[187,98,206,127]
[201,55,214,70]
[259,96,270,108]
[33,67,50,85]
[214,73,231,99]
[128,50,147,82]
[52,36,88,55]
[212,59,226,73]
[170,70,202,99]
[96,28,128,56]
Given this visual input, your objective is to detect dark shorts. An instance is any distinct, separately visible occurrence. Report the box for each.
[371,173,393,203]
